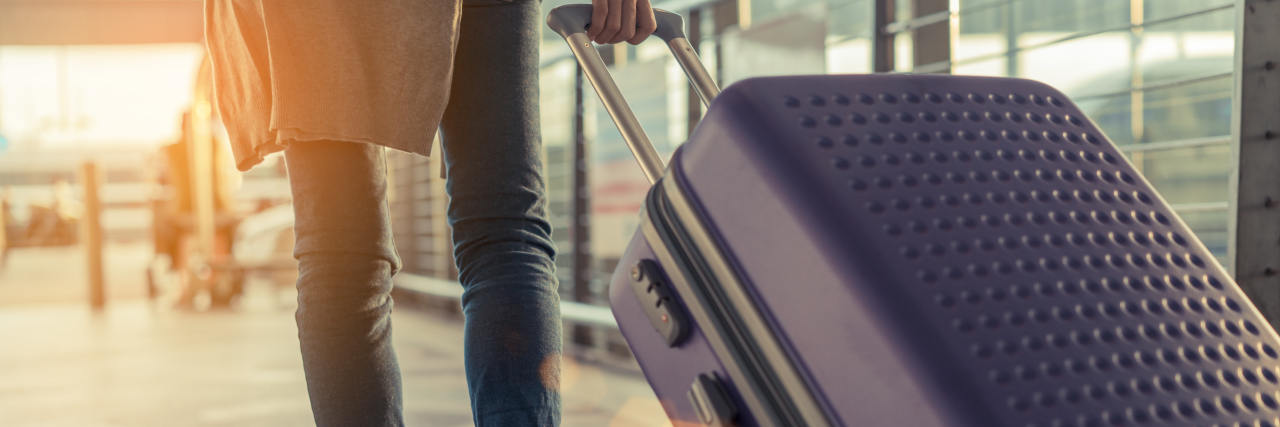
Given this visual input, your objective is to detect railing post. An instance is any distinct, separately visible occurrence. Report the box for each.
[79,161,105,310]
[1228,0,1280,325]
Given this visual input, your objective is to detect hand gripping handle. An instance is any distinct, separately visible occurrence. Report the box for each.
[547,4,720,184]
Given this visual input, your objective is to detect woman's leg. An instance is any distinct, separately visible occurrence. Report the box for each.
[286,140,403,427]
[439,0,562,425]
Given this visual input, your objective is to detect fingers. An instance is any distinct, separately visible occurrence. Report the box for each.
[627,0,657,45]
[591,0,655,45]
[588,0,608,41]
[608,0,637,44]
[594,0,624,44]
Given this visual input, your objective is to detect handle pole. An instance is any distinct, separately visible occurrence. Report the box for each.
[667,37,719,106]
[548,5,721,184]
[565,32,666,184]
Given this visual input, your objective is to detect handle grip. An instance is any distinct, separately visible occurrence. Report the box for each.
[546,4,720,185]
[547,4,688,43]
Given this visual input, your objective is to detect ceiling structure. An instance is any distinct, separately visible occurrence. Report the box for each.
[0,0,203,45]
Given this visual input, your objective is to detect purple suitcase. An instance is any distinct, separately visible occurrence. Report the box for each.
[549,7,1280,427]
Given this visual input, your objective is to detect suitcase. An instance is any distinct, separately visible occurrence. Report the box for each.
[548,6,1280,426]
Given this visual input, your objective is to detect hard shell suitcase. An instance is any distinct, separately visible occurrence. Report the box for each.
[548,6,1280,426]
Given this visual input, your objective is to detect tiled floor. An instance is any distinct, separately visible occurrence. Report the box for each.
[0,243,671,426]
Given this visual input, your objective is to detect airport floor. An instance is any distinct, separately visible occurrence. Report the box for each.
[0,243,670,427]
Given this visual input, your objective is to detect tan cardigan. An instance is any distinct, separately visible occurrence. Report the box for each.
[205,0,462,171]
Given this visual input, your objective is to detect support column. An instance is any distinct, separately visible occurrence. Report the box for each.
[1228,0,1280,325]
[431,142,454,280]
[189,62,215,268]
[571,64,593,348]
[0,50,5,139]
[1127,0,1146,172]
[912,0,951,73]
[80,161,104,309]
[713,0,750,32]
[1003,0,1017,77]
[874,0,895,72]
[713,0,750,82]
[404,152,419,275]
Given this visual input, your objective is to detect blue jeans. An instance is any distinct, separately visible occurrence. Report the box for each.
[285,0,561,424]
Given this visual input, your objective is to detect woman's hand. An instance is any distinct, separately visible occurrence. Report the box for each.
[587,0,657,45]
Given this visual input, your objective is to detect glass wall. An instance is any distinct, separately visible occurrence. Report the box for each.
[539,58,578,298]
[388,0,1237,305]
[388,146,456,280]
[539,0,1234,274]
[951,0,1235,262]
[528,0,1237,295]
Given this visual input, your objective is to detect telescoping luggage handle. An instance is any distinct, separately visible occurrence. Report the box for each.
[547,5,721,185]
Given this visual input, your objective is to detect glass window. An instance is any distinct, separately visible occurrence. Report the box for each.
[954,0,1234,259]
[538,59,578,287]
[534,0,1238,268]
[721,4,831,84]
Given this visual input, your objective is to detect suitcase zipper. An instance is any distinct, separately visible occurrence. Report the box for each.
[641,174,832,427]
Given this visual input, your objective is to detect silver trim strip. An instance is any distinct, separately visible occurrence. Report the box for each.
[639,195,780,427]
[658,174,833,426]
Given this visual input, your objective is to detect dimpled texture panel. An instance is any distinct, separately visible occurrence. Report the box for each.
[738,74,1280,427]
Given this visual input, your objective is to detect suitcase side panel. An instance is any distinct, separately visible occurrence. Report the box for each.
[609,229,762,426]
[677,94,983,427]
[682,74,1280,427]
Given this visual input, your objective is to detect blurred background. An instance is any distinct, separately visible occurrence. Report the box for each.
[0,0,1240,425]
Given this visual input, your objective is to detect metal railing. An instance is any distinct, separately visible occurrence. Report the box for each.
[1171,201,1230,214]
[949,2,1234,68]
[393,273,620,329]
[1072,72,1234,102]
[884,0,1017,34]
[902,2,1235,74]
[1115,135,1231,153]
